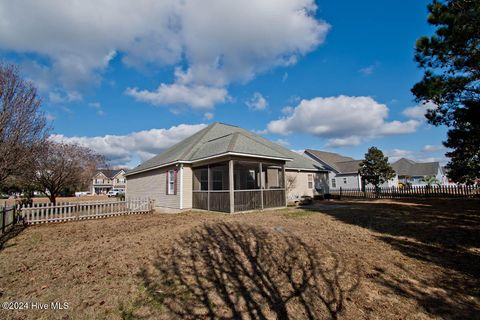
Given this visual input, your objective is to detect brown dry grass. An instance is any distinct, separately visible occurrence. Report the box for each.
[0,199,479,319]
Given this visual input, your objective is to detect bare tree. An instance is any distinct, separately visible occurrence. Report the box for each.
[31,141,104,204]
[285,173,298,195]
[0,63,48,186]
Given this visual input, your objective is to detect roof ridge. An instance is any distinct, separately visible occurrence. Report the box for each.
[304,150,341,171]
[207,133,234,143]
[179,123,218,159]
[227,132,240,152]
[336,159,361,163]
[238,129,293,159]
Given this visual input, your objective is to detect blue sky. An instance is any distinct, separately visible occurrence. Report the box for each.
[0,0,448,167]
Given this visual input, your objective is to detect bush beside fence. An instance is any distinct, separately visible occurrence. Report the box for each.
[330,185,480,199]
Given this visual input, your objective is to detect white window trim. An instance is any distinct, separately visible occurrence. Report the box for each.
[167,170,175,195]
[307,174,313,189]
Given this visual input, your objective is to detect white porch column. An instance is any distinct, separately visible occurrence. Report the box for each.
[259,162,264,210]
[229,160,234,213]
[179,164,184,209]
[283,165,287,207]
[207,165,210,211]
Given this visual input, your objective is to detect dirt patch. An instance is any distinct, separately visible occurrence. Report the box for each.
[0,200,478,319]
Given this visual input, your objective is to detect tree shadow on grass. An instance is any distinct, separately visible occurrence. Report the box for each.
[303,199,480,318]
[304,199,480,276]
[371,261,480,319]
[137,222,360,319]
[0,224,26,252]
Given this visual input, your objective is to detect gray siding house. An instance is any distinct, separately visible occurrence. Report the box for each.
[304,149,364,191]
[391,158,445,186]
[126,123,328,212]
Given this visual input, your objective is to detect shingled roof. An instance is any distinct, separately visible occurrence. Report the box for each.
[304,149,361,174]
[127,123,325,175]
[391,158,440,176]
[95,169,125,179]
[334,160,363,174]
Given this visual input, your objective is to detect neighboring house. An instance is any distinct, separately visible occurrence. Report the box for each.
[440,166,458,186]
[125,122,328,212]
[304,149,365,191]
[91,169,127,195]
[391,158,445,187]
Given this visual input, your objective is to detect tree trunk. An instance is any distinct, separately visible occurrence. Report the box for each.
[48,194,57,206]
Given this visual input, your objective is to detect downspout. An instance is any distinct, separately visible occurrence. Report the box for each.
[179,164,184,210]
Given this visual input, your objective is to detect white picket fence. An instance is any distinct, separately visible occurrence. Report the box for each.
[19,199,154,224]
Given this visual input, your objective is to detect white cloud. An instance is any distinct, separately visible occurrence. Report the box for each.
[267,95,421,147]
[282,72,289,82]
[291,149,305,154]
[50,123,207,167]
[385,149,415,162]
[379,120,421,135]
[358,62,380,76]
[0,0,329,108]
[326,137,363,148]
[203,112,214,120]
[126,83,228,109]
[386,146,448,164]
[275,139,290,147]
[402,102,437,120]
[49,90,82,104]
[281,106,294,115]
[88,101,106,116]
[246,92,268,111]
[422,144,446,153]
[45,113,56,122]
[252,129,268,135]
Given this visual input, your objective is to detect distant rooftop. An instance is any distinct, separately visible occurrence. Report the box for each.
[391,158,440,176]
[305,149,361,174]
[95,169,125,179]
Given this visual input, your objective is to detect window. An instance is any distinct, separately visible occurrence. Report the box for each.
[167,170,175,195]
[343,178,347,184]
[307,174,313,189]
[331,178,336,188]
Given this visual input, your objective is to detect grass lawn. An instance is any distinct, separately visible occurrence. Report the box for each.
[0,199,479,319]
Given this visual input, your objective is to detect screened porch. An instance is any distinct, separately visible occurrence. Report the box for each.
[192,160,286,213]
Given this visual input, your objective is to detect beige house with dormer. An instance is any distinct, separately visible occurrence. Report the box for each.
[91,169,126,194]
[125,123,329,212]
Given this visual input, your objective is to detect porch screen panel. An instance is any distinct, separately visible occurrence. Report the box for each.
[209,163,230,212]
[193,167,208,191]
[234,161,261,190]
[210,163,229,190]
[192,166,208,210]
[192,163,229,212]
[261,164,284,189]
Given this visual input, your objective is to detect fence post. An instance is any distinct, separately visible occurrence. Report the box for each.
[75,203,80,220]
[339,187,342,200]
[2,206,5,234]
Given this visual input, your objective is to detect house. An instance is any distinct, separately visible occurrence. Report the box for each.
[125,122,328,212]
[91,169,127,194]
[304,149,367,191]
[391,158,445,186]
